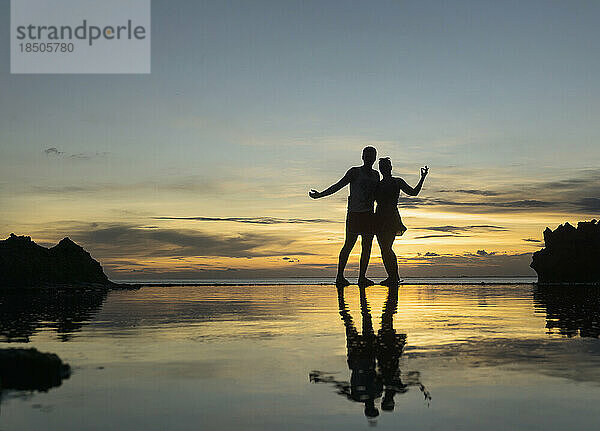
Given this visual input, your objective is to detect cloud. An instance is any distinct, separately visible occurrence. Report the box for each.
[577,198,600,213]
[78,239,535,279]
[398,197,556,211]
[396,250,533,276]
[68,223,312,259]
[29,178,227,196]
[414,225,507,234]
[44,147,64,155]
[523,238,543,243]
[540,171,600,191]
[414,234,463,239]
[399,170,600,215]
[438,189,501,196]
[42,148,109,160]
[282,257,300,263]
[153,216,339,224]
[68,152,109,160]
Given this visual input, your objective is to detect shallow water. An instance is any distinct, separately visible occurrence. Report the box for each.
[1,284,600,430]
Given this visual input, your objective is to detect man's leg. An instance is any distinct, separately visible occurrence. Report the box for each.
[358,234,375,286]
[337,233,358,286]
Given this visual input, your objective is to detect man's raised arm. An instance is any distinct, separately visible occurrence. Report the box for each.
[309,169,354,199]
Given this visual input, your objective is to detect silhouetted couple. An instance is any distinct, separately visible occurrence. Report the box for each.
[309,146,428,287]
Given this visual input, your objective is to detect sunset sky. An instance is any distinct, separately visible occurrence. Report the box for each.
[1,0,599,279]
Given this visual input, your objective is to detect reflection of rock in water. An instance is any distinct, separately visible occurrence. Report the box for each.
[0,348,71,413]
[0,289,108,342]
[533,285,600,338]
[0,348,70,391]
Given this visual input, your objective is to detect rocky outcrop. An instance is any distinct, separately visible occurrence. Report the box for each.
[531,220,600,284]
[0,234,111,289]
[0,348,70,391]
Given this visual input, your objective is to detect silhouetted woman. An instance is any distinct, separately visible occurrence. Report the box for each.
[375,158,428,285]
[377,285,407,411]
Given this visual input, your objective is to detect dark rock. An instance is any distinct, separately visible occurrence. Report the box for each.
[531,220,600,284]
[0,234,111,289]
[0,347,70,391]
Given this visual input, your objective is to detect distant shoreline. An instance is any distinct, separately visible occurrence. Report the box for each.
[113,277,539,287]
[118,281,538,287]
[6,277,600,290]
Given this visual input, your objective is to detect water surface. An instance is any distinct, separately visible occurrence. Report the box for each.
[1,283,599,430]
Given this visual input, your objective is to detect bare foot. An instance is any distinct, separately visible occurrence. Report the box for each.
[336,276,351,287]
[380,278,401,287]
[358,277,375,287]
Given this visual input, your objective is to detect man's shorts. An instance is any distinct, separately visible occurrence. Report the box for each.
[346,211,375,236]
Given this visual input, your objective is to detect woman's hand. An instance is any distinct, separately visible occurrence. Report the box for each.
[309,189,322,199]
[420,166,429,178]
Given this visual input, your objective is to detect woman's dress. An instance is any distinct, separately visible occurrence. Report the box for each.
[375,178,407,236]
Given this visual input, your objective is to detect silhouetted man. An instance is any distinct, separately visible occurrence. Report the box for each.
[338,285,382,421]
[309,146,379,287]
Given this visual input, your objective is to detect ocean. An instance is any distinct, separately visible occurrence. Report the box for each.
[1,281,599,430]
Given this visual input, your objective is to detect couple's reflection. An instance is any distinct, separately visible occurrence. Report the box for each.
[310,285,430,421]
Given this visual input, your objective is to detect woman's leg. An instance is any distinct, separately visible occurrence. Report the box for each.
[377,232,399,281]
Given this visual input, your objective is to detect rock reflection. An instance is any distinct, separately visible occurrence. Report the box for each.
[534,285,600,338]
[310,286,430,421]
[0,347,71,414]
[0,289,108,342]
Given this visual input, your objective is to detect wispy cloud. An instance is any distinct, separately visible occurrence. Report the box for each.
[43,147,109,159]
[29,178,226,196]
[414,169,600,215]
[411,225,508,240]
[397,251,534,276]
[414,234,463,239]
[65,223,312,259]
[438,189,501,196]
[577,198,600,213]
[153,216,339,224]
[44,147,64,156]
[414,225,507,233]
[282,256,300,263]
[523,238,543,244]
[399,197,556,210]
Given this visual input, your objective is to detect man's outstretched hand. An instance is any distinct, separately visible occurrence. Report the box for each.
[421,166,429,178]
[309,189,322,199]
